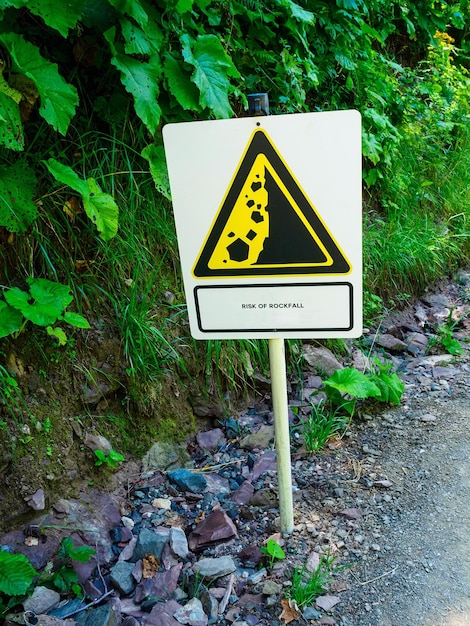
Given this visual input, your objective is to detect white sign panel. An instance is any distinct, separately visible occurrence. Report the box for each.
[163,110,362,340]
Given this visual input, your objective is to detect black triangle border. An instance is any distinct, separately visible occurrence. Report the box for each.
[193,129,351,277]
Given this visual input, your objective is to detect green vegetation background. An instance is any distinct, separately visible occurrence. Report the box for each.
[0,0,469,468]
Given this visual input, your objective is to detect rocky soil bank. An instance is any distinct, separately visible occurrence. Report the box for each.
[1,272,469,626]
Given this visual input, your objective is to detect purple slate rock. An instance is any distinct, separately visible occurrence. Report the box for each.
[196,428,227,451]
[250,451,277,481]
[238,545,263,566]
[144,599,183,625]
[134,562,183,603]
[188,509,238,552]
[339,507,362,520]
[231,480,255,505]
[316,595,340,611]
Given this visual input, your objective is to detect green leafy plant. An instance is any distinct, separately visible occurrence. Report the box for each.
[34,537,95,600]
[286,551,346,609]
[261,538,286,569]
[0,278,90,342]
[94,448,125,470]
[322,367,382,416]
[368,358,405,404]
[0,551,38,614]
[429,308,468,356]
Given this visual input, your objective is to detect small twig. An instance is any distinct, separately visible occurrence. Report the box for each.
[60,588,115,618]
[352,566,398,586]
[219,573,235,614]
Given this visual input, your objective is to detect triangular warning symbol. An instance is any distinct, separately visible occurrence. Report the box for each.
[193,128,351,278]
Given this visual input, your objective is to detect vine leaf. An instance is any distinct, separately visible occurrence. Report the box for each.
[45,159,119,241]
[0,162,37,232]
[0,33,78,135]
[181,34,240,118]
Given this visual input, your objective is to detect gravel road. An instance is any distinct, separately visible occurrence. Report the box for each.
[332,372,470,625]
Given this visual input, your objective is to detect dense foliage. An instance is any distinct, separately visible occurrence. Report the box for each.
[0,0,469,380]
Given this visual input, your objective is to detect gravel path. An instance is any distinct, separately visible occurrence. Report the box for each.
[334,392,470,625]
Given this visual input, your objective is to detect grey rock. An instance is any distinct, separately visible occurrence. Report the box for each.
[110,560,136,595]
[376,334,407,353]
[240,425,274,451]
[168,469,208,493]
[142,442,192,473]
[84,433,112,454]
[49,598,84,618]
[303,607,322,620]
[80,603,121,626]
[23,586,60,614]
[200,589,219,624]
[174,597,208,626]
[25,488,46,511]
[302,345,343,375]
[131,527,169,562]
[262,580,281,595]
[193,556,236,579]
[170,526,189,560]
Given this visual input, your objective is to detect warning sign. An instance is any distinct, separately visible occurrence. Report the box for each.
[193,128,350,277]
[162,110,362,340]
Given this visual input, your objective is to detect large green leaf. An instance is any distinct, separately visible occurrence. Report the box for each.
[27,277,73,311]
[0,300,23,338]
[181,34,240,118]
[324,367,381,399]
[164,54,201,112]
[0,551,37,596]
[45,159,119,241]
[0,33,78,135]
[142,143,171,200]
[4,278,76,328]
[110,53,162,134]
[0,162,37,232]
[4,0,82,37]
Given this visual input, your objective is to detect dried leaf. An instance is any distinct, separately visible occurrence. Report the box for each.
[279,598,299,625]
[63,196,81,221]
[24,536,39,547]
[142,554,159,578]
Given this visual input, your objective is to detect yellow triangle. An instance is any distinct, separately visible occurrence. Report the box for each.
[193,128,351,278]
